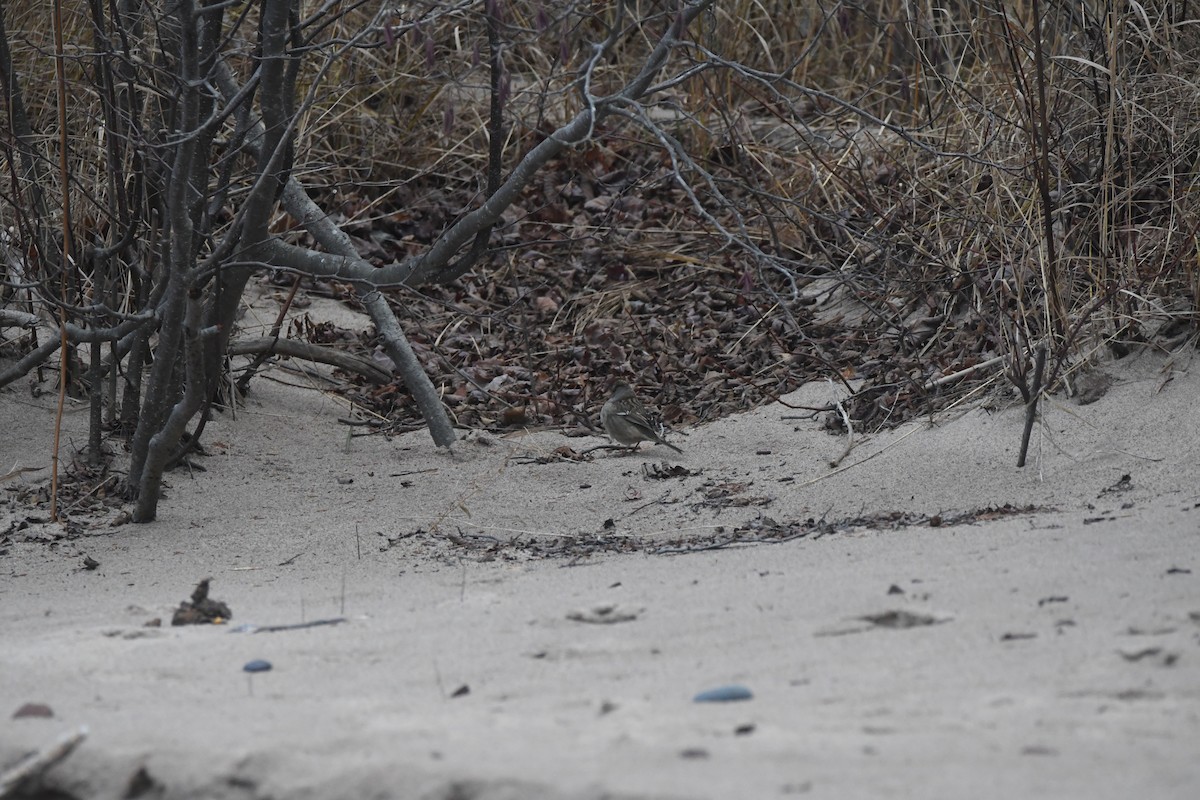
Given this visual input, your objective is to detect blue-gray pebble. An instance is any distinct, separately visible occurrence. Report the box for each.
[693,684,753,702]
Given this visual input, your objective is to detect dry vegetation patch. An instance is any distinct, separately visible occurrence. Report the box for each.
[2,0,1198,504]
[272,1,1200,436]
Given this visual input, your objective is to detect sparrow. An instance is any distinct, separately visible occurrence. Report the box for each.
[600,382,683,454]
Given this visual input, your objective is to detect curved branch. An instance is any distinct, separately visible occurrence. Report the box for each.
[0,337,60,389]
[386,0,717,287]
[223,1,715,295]
[0,309,156,342]
[227,336,391,384]
[0,310,158,389]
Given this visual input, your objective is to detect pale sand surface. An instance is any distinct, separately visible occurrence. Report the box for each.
[2,322,1198,798]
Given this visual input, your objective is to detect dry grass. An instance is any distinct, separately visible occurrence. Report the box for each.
[2,0,1197,430]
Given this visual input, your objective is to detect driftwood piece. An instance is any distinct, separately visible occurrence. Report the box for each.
[0,726,88,798]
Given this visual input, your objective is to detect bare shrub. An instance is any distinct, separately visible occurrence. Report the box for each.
[1,1,1196,522]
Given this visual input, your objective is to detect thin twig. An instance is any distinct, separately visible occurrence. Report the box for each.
[1017,344,1047,468]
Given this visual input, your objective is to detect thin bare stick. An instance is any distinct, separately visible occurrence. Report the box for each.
[1017,344,1047,468]
[235,274,303,396]
[827,377,855,468]
[49,0,75,522]
[0,725,88,797]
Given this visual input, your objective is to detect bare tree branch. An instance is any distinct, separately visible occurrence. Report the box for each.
[227,336,391,385]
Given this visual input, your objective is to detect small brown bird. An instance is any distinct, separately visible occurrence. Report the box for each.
[600,382,683,454]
